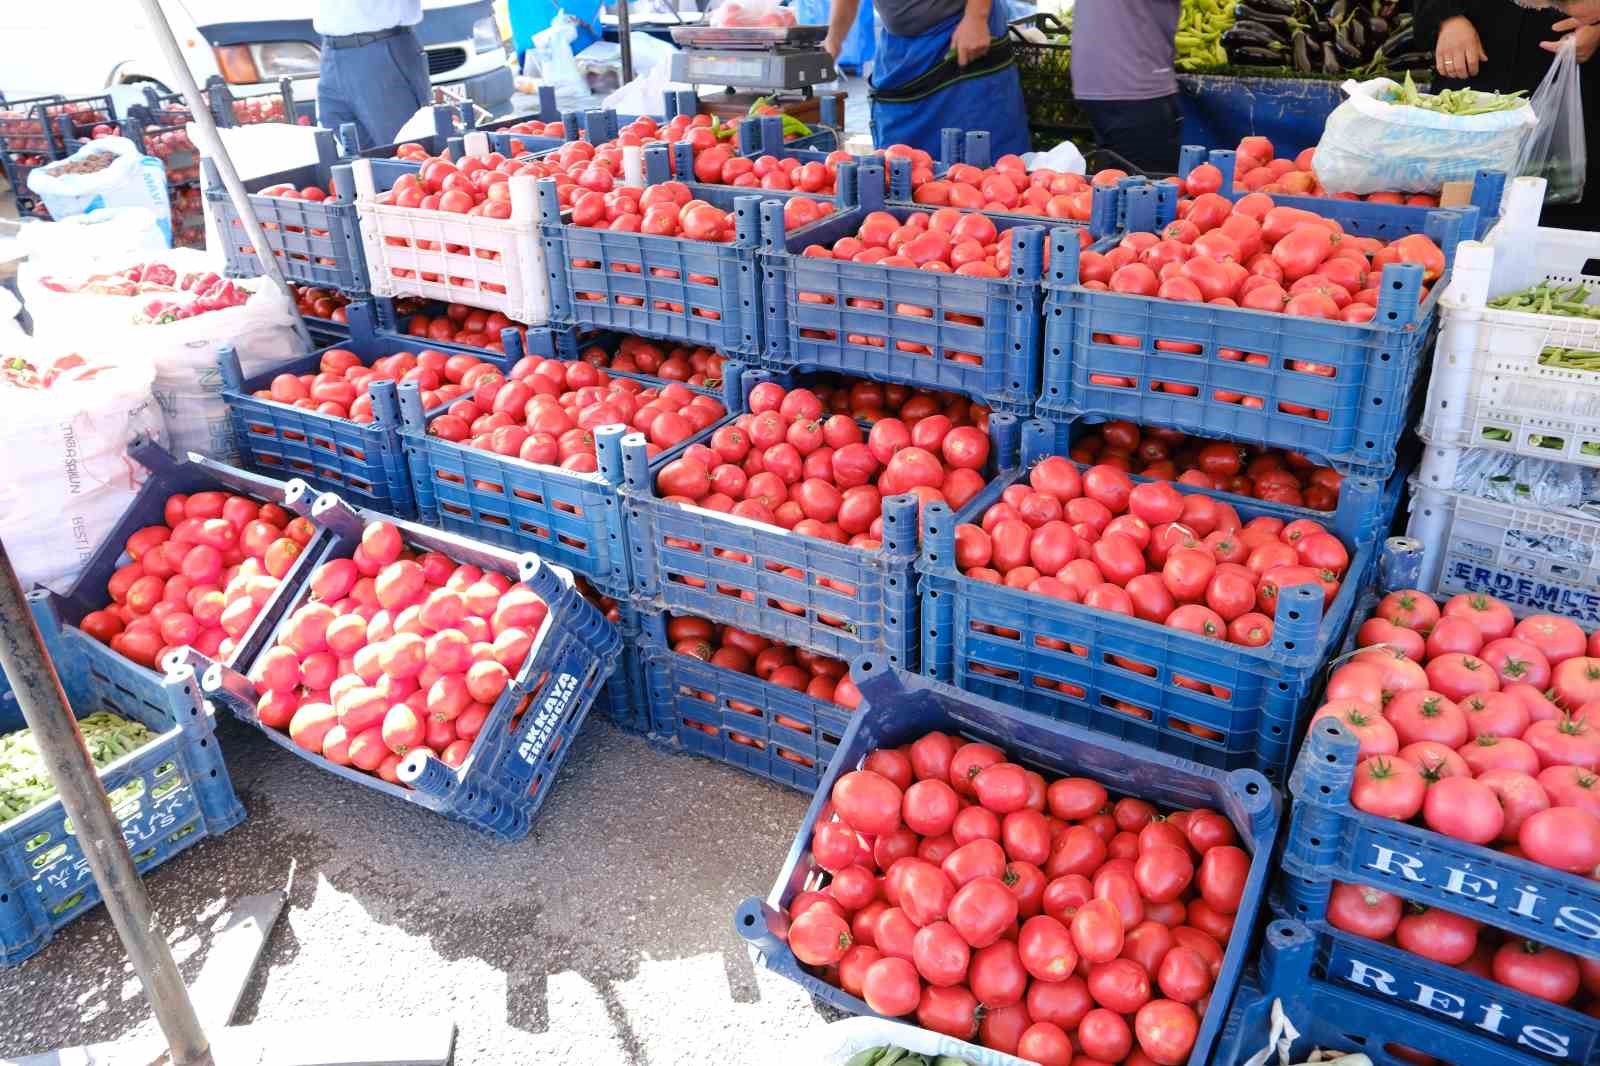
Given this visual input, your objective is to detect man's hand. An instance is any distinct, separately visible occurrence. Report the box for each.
[953,13,991,66]
[1555,0,1600,28]
[1435,15,1487,78]
[823,31,844,59]
[1542,22,1600,60]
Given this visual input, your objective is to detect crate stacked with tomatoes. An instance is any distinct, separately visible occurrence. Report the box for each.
[1274,536,1600,1064]
[1034,153,1473,508]
[1406,177,1600,626]
[917,417,1387,783]
[124,104,207,247]
[194,496,620,838]
[0,93,69,216]
[735,664,1283,1065]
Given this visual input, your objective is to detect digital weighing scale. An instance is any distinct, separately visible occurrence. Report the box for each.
[669,25,838,92]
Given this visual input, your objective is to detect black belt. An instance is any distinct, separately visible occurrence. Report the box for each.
[871,37,1016,105]
[322,26,410,50]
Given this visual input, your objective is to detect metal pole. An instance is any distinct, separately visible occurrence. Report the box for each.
[618,0,635,84]
[0,542,214,1066]
[134,0,314,352]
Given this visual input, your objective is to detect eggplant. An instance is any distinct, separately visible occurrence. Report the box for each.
[1225,21,1290,46]
[1293,28,1315,71]
[1368,15,1389,36]
[1334,23,1362,62]
[1388,50,1431,67]
[1378,23,1414,56]
[1246,0,1298,14]
[1313,18,1334,38]
[1347,17,1366,50]
[1327,0,1349,23]
[1322,40,1342,73]
[1232,45,1291,64]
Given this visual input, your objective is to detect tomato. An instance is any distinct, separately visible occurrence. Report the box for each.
[1425,653,1499,703]
[1134,844,1194,903]
[1078,1007,1134,1062]
[910,731,957,781]
[917,984,979,1040]
[903,778,960,837]
[1395,907,1479,965]
[973,762,1030,814]
[1088,957,1152,1013]
[1048,776,1107,820]
[837,944,882,998]
[1158,944,1214,1004]
[832,770,903,836]
[1135,999,1199,1066]
[1015,1023,1073,1066]
[1376,588,1441,630]
[1524,712,1600,770]
[1385,690,1468,748]
[1421,775,1503,845]
[1553,657,1600,711]
[789,906,852,966]
[968,939,1028,1008]
[1426,615,1484,658]
[1358,617,1426,661]
[1515,615,1588,665]
[1195,844,1248,915]
[1461,691,1532,740]
[1538,764,1600,817]
[1493,941,1581,1004]
[861,955,921,1016]
[1479,637,1551,688]
[1071,897,1125,964]
[947,875,1018,948]
[1311,699,1397,759]
[911,919,970,986]
[1442,593,1515,642]
[1046,825,1107,879]
[1326,880,1402,939]
[950,742,1005,796]
[1519,807,1600,874]
[1349,755,1426,820]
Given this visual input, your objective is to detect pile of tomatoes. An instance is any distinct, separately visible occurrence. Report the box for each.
[425,352,728,470]
[291,286,351,322]
[1321,590,1600,878]
[653,381,991,546]
[77,491,315,670]
[910,156,1131,222]
[1069,422,1343,511]
[799,208,1068,280]
[404,302,527,352]
[1174,136,1441,205]
[785,733,1251,1064]
[953,458,1354,651]
[692,145,841,196]
[1083,192,1446,323]
[496,118,566,139]
[569,177,831,237]
[663,613,860,711]
[1326,881,1594,1013]
[245,520,548,785]
[581,335,726,388]
[255,346,498,423]
[229,96,295,126]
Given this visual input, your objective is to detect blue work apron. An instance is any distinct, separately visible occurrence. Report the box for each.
[868,4,1030,158]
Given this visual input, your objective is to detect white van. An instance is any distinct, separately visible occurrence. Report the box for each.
[0,0,516,118]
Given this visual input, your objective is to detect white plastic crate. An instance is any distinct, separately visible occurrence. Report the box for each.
[1420,176,1600,470]
[1406,440,1600,626]
[351,132,551,325]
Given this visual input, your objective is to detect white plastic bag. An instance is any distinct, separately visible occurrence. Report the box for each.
[530,12,592,113]
[1519,36,1587,204]
[0,347,166,593]
[803,1016,1032,1066]
[25,136,172,242]
[1023,138,1088,175]
[1312,78,1537,195]
[19,248,305,463]
[18,207,168,273]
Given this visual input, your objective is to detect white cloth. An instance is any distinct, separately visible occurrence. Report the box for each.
[313,0,422,37]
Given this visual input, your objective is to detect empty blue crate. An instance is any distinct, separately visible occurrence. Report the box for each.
[0,631,242,967]
[1215,920,1560,1066]
[635,609,855,793]
[198,492,621,840]
[399,349,743,599]
[1037,183,1473,479]
[1175,146,1504,241]
[205,129,370,293]
[760,162,1117,416]
[734,663,1281,1065]
[222,303,516,517]
[918,419,1382,783]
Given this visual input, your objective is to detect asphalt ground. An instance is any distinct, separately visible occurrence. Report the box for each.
[0,714,837,1065]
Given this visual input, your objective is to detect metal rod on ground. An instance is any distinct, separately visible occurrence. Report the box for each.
[0,540,214,1066]
[133,0,314,352]
[618,0,634,83]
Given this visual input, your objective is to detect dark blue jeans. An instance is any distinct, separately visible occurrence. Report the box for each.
[1079,94,1183,176]
[318,28,431,150]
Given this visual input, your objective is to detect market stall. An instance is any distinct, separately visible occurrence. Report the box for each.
[4,3,1600,1064]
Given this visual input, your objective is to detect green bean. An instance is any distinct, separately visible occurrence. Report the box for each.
[0,712,154,823]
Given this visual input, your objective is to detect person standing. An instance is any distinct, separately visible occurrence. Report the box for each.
[823,0,1031,158]
[1417,0,1600,227]
[315,0,432,149]
[1070,0,1184,174]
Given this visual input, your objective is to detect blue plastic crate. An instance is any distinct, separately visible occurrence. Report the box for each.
[594,600,648,735]
[1174,146,1505,241]
[623,394,1019,668]
[0,627,243,967]
[760,161,1109,416]
[205,129,371,293]
[635,609,856,793]
[221,303,517,517]
[0,93,63,155]
[31,441,318,735]
[1216,920,1562,1066]
[734,662,1282,1063]
[33,93,115,153]
[1272,891,1600,1064]
[399,350,741,598]
[1036,190,1471,479]
[1282,538,1600,962]
[198,492,620,839]
[917,419,1382,783]
[539,165,783,356]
